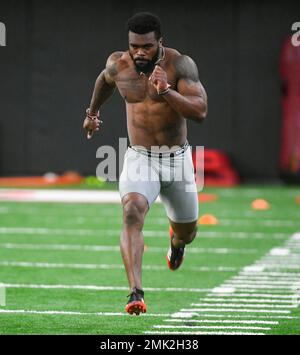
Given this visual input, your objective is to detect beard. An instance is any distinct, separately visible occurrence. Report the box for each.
[131,48,160,75]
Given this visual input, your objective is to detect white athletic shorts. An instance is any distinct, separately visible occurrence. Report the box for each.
[119,141,199,223]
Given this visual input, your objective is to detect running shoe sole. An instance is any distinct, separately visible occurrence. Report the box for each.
[125,301,147,315]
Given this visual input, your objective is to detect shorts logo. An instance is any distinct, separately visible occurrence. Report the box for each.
[291,22,300,47]
[0,22,6,46]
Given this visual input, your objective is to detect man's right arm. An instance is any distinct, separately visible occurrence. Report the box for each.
[89,52,121,114]
[84,52,121,139]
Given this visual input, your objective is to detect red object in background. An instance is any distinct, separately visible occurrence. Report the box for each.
[193,149,240,187]
[279,36,300,178]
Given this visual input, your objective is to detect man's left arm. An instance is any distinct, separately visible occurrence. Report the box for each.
[149,55,208,122]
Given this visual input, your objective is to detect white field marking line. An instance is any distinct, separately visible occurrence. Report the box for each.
[179,308,290,314]
[146,233,300,335]
[0,242,258,254]
[291,233,300,240]
[0,228,289,240]
[258,264,300,268]
[226,280,300,286]
[3,217,300,227]
[224,288,299,293]
[0,261,238,273]
[1,283,211,293]
[232,275,300,281]
[0,196,297,214]
[221,284,300,290]
[0,189,126,204]
[231,278,300,283]
[0,227,289,241]
[256,264,300,270]
[0,227,121,236]
[0,309,171,317]
[190,303,298,309]
[164,319,278,325]
[153,325,271,330]
[206,293,298,299]
[3,203,299,219]
[259,259,300,263]
[230,276,300,282]
[144,331,265,335]
[258,263,300,268]
[199,298,294,304]
[240,272,300,277]
[262,254,300,258]
[171,313,299,320]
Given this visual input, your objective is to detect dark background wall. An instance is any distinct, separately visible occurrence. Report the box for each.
[0,0,298,180]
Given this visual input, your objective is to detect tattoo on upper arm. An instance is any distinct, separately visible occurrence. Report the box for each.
[174,55,199,83]
[107,63,118,77]
[105,52,123,82]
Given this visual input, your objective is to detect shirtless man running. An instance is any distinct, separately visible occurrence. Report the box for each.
[83,12,208,315]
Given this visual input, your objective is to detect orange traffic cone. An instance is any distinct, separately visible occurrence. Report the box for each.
[198,193,218,203]
[198,214,219,225]
[251,199,270,210]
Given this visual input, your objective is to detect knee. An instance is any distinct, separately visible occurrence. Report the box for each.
[122,197,148,227]
[184,226,197,244]
[174,225,197,245]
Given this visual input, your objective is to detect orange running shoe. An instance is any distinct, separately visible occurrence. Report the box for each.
[125,288,147,315]
[166,226,185,271]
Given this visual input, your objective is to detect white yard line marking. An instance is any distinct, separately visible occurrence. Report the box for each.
[206,293,298,299]
[0,261,237,273]
[232,276,300,281]
[1,283,211,293]
[145,232,300,334]
[164,319,278,325]
[222,284,300,290]
[144,331,265,335]
[170,313,298,320]
[240,272,300,277]
[190,303,298,309]
[153,325,271,330]
[269,248,290,256]
[0,309,170,317]
[211,287,236,293]
[0,227,289,240]
[199,298,294,304]
[227,280,300,285]
[0,242,258,254]
[0,189,126,204]
[253,262,300,271]
[179,308,290,314]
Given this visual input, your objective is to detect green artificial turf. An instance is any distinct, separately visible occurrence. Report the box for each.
[0,185,300,334]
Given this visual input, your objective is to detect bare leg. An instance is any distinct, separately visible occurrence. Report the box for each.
[120,193,148,290]
[169,219,198,248]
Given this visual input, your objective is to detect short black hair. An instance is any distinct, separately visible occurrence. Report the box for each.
[126,12,162,40]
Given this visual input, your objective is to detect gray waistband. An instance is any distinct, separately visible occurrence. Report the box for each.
[129,141,189,158]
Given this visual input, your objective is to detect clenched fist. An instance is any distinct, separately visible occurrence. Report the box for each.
[83,109,103,139]
[149,65,171,94]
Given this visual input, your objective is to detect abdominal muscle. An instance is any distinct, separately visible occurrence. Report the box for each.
[126,100,187,150]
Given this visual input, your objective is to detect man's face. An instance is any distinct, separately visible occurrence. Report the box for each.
[128,31,161,74]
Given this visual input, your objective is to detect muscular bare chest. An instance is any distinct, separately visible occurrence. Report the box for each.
[115,67,177,103]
